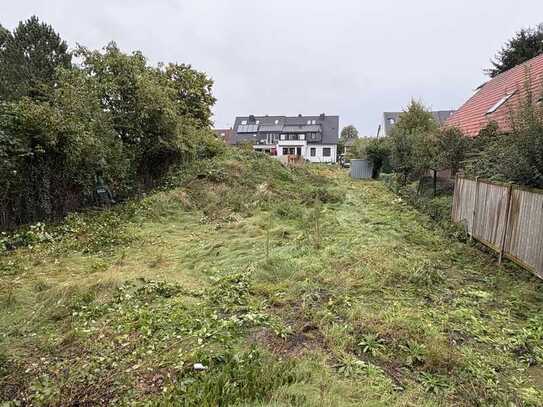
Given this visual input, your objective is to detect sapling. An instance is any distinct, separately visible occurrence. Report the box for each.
[314,195,322,249]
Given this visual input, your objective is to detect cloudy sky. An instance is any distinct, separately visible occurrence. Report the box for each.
[3,1,543,135]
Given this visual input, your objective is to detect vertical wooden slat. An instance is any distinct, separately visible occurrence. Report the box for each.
[498,184,513,265]
[452,178,543,279]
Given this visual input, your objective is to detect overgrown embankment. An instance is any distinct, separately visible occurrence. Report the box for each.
[1,150,542,406]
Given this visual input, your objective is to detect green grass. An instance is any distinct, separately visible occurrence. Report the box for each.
[1,150,542,406]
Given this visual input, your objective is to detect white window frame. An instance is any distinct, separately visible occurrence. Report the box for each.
[486,90,516,114]
[241,120,247,125]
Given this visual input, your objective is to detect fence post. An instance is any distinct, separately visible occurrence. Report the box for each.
[471,177,480,241]
[498,184,513,265]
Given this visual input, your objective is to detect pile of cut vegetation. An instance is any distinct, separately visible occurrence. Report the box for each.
[162,148,345,222]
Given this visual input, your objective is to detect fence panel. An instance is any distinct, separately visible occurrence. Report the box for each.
[505,189,543,279]
[452,176,543,279]
[452,177,476,231]
[472,181,510,251]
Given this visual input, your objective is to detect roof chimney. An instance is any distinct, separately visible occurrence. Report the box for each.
[249,115,255,123]
[298,114,302,117]
[320,113,325,120]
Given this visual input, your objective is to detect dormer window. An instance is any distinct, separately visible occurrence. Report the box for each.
[312,120,316,125]
[486,90,516,114]
[241,120,247,125]
[275,119,279,125]
[307,120,311,125]
[388,118,395,125]
[256,120,260,124]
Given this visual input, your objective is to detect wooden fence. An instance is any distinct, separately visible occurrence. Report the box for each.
[452,176,543,279]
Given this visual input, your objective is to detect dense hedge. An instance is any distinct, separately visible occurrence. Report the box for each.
[0,18,222,230]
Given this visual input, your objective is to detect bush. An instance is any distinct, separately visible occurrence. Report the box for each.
[464,85,543,188]
[0,25,219,230]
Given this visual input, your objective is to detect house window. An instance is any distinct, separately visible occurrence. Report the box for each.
[388,118,395,125]
[323,147,331,157]
[283,147,295,155]
[256,120,260,125]
[280,134,286,140]
[310,147,316,157]
[299,134,305,140]
[312,120,316,125]
[275,119,279,124]
[241,120,247,125]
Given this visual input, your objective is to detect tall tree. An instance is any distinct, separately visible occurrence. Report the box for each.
[340,125,359,142]
[0,16,71,100]
[389,101,438,185]
[164,63,216,128]
[0,24,9,49]
[434,127,470,176]
[487,24,543,77]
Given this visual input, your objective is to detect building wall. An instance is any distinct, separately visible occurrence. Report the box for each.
[307,144,336,163]
[275,143,336,163]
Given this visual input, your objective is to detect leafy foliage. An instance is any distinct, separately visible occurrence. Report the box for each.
[434,126,470,175]
[340,124,359,142]
[487,24,543,78]
[0,19,219,230]
[366,138,391,177]
[389,101,439,184]
[464,94,543,187]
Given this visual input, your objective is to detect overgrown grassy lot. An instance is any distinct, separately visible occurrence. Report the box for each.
[1,150,542,406]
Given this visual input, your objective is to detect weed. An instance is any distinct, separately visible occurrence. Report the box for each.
[418,372,450,394]
[408,259,445,288]
[400,340,426,367]
[358,333,386,357]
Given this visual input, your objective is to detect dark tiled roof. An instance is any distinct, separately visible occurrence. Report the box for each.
[445,53,543,137]
[383,110,455,136]
[232,114,339,144]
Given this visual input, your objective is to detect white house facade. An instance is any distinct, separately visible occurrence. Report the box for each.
[232,114,339,163]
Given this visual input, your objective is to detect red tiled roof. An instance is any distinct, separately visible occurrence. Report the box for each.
[445,53,543,137]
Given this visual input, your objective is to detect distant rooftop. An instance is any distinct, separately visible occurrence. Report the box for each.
[383,110,455,136]
[232,114,339,144]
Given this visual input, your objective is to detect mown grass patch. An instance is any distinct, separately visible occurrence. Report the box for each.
[1,152,542,406]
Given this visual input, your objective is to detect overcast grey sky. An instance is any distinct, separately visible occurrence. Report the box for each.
[3,1,543,135]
